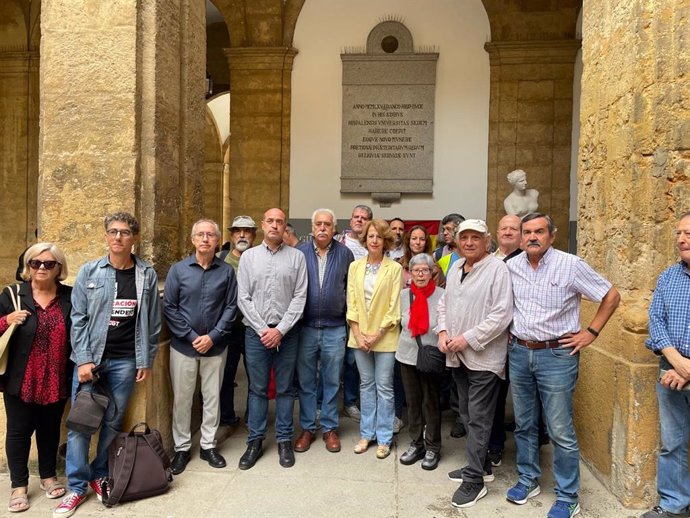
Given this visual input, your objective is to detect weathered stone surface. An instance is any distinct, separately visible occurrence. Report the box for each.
[577,0,690,507]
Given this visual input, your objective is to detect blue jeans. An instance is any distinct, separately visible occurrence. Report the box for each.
[354,349,395,446]
[509,338,580,503]
[245,326,300,443]
[65,358,137,495]
[656,380,690,514]
[297,325,346,432]
[343,347,360,407]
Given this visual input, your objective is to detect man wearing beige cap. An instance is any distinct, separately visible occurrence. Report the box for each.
[438,219,513,509]
[218,215,257,432]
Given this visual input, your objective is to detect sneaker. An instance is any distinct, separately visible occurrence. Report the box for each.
[393,417,404,434]
[447,465,494,483]
[451,481,487,508]
[547,500,581,518]
[641,506,690,518]
[506,481,541,505]
[53,493,87,518]
[450,421,467,438]
[88,478,106,502]
[487,448,503,467]
[344,405,361,422]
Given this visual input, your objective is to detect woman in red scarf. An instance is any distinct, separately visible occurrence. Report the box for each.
[395,253,445,470]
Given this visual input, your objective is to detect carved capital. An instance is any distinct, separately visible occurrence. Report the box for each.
[484,40,581,65]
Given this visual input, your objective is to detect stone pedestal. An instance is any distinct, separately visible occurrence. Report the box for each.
[577,0,690,507]
[224,47,297,222]
[485,40,580,250]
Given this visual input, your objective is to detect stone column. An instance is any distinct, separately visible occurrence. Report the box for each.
[224,47,297,222]
[0,51,39,283]
[38,0,206,442]
[485,40,580,250]
[576,0,690,508]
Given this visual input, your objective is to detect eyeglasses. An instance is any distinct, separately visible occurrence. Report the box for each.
[28,260,60,270]
[411,268,431,275]
[106,229,133,237]
[194,232,218,239]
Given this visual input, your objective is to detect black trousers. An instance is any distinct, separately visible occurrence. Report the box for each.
[453,364,500,484]
[219,324,248,424]
[400,362,442,453]
[3,392,67,488]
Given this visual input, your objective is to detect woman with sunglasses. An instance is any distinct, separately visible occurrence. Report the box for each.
[0,243,72,513]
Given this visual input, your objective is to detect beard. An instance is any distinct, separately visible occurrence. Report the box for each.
[234,240,250,252]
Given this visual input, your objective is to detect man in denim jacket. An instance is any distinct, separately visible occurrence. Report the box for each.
[55,212,161,518]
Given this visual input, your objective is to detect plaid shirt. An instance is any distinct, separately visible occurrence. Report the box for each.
[508,247,612,341]
[646,261,690,358]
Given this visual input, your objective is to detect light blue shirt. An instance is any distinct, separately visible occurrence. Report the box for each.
[647,261,690,358]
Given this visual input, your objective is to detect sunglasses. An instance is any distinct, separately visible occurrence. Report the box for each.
[28,260,61,270]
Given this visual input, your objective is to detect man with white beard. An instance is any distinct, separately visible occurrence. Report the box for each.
[218,215,257,433]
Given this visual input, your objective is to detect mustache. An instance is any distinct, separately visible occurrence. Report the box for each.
[528,240,540,246]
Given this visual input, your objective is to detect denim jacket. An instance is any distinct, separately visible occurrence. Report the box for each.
[70,255,161,369]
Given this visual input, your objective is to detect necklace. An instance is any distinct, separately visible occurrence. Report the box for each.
[366,262,381,275]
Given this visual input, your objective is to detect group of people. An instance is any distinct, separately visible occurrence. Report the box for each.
[0,206,688,518]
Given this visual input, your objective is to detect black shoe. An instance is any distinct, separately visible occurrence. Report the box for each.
[238,440,263,470]
[278,441,295,468]
[421,451,440,471]
[488,448,503,467]
[447,465,494,483]
[170,450,191,475]
[399,444,426,465]
[451,481,487,508]
[200,447,227,468]
[450,421,467,438]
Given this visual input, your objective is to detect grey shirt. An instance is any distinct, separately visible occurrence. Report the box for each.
[396,287,445,366]
[437,253,513,379]
[237,241,308,336]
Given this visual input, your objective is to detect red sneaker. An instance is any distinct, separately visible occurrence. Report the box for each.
[53,492,87,518]
[88,478,106,502]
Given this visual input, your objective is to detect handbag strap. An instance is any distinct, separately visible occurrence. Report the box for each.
[104,433,138,506]
[76,371,118,416]
[408,290,423,350]
[7,284,20,312]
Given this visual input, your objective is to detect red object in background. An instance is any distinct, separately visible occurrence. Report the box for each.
[268,367,276,400]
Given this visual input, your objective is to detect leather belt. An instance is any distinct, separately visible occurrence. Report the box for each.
[511,335,561,350]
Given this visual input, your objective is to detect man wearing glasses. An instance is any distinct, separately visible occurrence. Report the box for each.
[55,212,161,517]
[163,219,238,475]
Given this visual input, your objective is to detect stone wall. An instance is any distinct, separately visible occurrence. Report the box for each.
[577,0,690,507]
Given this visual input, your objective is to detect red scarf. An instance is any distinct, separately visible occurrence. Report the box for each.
[408,281,436,337]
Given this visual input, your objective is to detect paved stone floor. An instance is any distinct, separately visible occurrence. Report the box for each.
[1,370,642,518]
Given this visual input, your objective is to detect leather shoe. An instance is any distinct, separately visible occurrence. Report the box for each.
[323,430,341,453]
[294,430,315,452]
[421,450,440,471]
[399,444,425,466]
[238,440,263,470]
[200,447,226,469]
[278,441,295,468]
[170,450,191,475]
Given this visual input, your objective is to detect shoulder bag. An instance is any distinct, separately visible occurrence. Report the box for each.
[66,370,113,436]
[0,284,21,376]
[102,422,172,507]
[409,291,446,374]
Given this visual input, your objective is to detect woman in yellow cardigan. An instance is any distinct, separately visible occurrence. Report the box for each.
[347,219,403,459]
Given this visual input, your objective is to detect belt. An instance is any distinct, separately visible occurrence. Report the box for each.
[511,335,561,350]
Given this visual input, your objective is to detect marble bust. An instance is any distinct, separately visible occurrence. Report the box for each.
[504,169,539,216]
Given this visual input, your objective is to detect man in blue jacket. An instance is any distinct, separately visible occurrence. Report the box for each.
[294,208,354,453]
[56,212,161,518]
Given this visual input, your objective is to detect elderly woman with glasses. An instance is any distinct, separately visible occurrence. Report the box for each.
[0,243,72,513]
[347,220,403,459]
[396,253,445,471]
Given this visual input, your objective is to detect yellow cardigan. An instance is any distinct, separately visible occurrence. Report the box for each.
[346,256,402,352]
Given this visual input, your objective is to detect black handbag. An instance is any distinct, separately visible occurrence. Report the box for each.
[65,370,113,436]
[409,291,446,374]
[102,422,172,507]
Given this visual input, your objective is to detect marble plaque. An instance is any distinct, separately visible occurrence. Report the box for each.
[341,21,438,205]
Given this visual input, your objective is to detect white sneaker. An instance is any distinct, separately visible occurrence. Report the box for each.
[344,405,361,422]
[393,417,404,434]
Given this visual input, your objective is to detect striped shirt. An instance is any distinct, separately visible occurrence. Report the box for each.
[508,247,612,341]
[646,261,690,358]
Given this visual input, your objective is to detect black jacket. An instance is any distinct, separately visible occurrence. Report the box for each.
[0,282,73,397]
